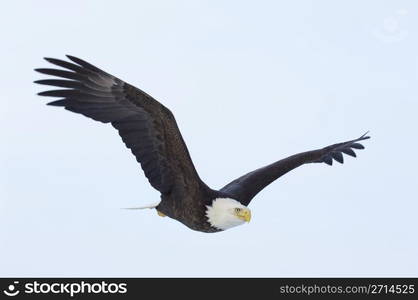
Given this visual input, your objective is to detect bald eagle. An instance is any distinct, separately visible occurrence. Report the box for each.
[35,56,370,233]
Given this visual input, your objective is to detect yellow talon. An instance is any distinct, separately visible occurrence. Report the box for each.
[157,210,166,217]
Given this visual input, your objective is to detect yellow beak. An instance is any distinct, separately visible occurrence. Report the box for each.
[238,209,251,223]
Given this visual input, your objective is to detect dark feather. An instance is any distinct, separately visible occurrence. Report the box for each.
[66,55,103,73]
[44,57,86,73]
[34,79,83,89]
[341,148,356,157]
[35,68,84,81]
[351,143,365,149]
[323,155,333,165]
[331,151,344,164]
[47,99,67,106]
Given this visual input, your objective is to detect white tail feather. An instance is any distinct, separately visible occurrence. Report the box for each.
[121,201,160,210]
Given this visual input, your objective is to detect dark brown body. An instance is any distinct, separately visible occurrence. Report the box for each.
[157,185,224,233]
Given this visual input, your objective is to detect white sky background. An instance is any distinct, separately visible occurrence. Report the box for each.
[1,0,417,277]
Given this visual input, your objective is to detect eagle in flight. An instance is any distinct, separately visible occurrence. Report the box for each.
[35,55,370,233]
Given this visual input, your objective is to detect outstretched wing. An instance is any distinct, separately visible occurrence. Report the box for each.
[220,133,370,205]
[35,55,203,195]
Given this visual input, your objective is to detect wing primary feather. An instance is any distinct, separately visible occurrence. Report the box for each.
[341,148,356,157]
[66,55,103,73]
[34,79,82,89]
[350,143,365,149]
[44,57,86,73]
[323,155,333,166]
[35,68,84,81]
[331,151,344,164]
[47,99,67,106]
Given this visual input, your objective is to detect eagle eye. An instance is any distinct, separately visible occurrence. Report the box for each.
[234,208,241,213]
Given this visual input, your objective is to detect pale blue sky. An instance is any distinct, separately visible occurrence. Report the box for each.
[1,0,417,277]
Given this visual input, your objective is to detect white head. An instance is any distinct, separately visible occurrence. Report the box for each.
[205,198,252,231]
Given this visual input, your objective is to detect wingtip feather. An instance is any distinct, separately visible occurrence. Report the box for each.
[66,54,80,63]
[359,131,371,140]
[47,99,67,106]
